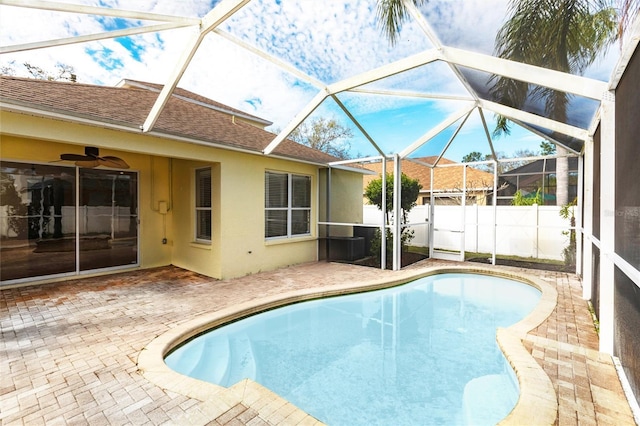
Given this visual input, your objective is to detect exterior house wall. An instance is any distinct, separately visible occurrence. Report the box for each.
[1,110,364,283]
[0,133,173,272]
[217,153,320,279]
[170,158,222,278]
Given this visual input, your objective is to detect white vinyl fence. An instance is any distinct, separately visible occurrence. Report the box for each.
[363,204,573,261]
[0,205,134,238]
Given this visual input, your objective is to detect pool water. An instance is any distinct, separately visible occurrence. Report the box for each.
[165,273,541,425]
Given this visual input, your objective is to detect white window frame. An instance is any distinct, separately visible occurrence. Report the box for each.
[195,167,212,243]
[265,171,311,239]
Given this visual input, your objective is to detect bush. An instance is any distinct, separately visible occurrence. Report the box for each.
[512,188,543,206]
[364,172,421,265]
[370,227,415,265]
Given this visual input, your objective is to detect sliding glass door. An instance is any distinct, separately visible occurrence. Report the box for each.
[0,161,138,283]
[0,162,76,280]
[78,169,138,271]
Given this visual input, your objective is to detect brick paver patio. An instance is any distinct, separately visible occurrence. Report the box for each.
[1,260,636,425]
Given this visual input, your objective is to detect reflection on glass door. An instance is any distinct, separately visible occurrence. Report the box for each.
[1,161,138,283]
[79,169,138,271]
[0,162,76,281]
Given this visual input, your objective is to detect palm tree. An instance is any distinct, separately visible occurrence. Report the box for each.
[376,0,425,44]
[619,0,640,41]
[490,0,618,206]
[376,0,627,206]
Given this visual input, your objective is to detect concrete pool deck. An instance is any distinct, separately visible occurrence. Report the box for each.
[1,259,637,425]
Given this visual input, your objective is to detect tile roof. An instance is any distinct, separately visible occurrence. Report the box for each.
[363,157,495,192]
[0,76,338,164]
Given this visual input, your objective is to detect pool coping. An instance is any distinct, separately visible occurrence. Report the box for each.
[137,265,558,425]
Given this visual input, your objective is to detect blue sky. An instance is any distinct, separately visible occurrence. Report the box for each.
[0,0,619,161]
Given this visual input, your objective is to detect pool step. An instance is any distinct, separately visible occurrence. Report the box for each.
[223,334,257,386]
[164,337,206,377]
[165,334,230,385]
[462,372,519,426]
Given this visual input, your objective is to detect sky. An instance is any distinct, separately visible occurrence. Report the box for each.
[0,0,621,162]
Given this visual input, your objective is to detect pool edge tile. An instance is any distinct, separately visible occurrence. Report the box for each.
[497,328,558,426]
[138,264,560,425]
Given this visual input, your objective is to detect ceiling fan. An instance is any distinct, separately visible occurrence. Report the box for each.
[60,146,129,169]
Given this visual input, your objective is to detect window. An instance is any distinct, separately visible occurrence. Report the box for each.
[265,171,311,238]
[195,168,212,241]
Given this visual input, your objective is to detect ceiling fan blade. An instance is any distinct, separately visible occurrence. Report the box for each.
[99,156,130,169]
[60,148,129,169]
[61,153,92,161]
[75,159,100,168]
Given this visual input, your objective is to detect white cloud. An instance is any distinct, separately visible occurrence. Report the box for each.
[418,0,510,53]
[0,0,621,159]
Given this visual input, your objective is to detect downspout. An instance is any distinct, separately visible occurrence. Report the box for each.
[150,156,172,244]
[150,156,172,212]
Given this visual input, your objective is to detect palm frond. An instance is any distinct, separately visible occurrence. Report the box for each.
[376,0,426,45]
[490,0,619,132]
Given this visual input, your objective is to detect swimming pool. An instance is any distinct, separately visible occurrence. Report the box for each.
[165,273,541,425]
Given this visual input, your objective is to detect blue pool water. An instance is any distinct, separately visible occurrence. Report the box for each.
[165,273,541,425]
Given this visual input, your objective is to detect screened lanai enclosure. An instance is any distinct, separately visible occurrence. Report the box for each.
[1,0,640,414]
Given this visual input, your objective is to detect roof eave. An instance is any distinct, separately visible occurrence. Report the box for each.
[0,101,333,168]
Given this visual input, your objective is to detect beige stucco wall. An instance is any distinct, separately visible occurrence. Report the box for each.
[170,159,222,278]
[167,150,323,279]
[1,110,364,282]
[219,153,320,278]
[319,168,365,237]
[0,134,173,272]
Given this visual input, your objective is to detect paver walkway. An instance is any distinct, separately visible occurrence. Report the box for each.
[1,260,636,425]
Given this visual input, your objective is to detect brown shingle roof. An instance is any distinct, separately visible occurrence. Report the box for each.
[363,157,494,192]
[118,79,272,127]
[0,76,338,164]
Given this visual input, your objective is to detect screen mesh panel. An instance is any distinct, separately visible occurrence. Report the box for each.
[615,49,640,269]
[614,267,640,407]
[591,246,600,320]
[613,48,640,408]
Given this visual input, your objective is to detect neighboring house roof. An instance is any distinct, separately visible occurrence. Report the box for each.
[0,76,338,165]
[501,157,579,176]
[363,157,495,193]
[499,157,579,193]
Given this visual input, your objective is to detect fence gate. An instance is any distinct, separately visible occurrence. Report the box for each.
[430,193,466,262]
